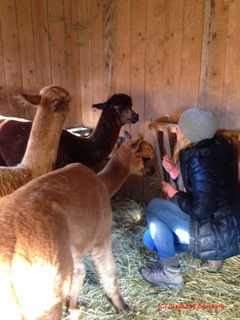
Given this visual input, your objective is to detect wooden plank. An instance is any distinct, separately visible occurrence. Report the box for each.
[199,0,230,119]
[179,0,204,112]
[0,0,23,117]
[47,0,67,87]
[130,0,146,139]
[115,0,131,137]
[90,0,104,127]
[31,0,52,90]
[102,0,117,96]
[63,0,82,127]
[198,0,211,107]
[78,0,94,128]
[222,0,240,129]
[16,0,37,119]
[162,0,184,113]
[0,21,9,115]
[115,0,131,94]
[145,0,167,134]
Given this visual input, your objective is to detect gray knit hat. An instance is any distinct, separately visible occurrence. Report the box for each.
[178,108,218,143]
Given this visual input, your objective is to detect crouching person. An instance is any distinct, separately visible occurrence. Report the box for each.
[140,108,240,289]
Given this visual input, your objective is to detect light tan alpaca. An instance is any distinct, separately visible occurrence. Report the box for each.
[0,85,71,197]
[0,137,155,320]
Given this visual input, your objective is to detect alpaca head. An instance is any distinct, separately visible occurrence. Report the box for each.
[14,85,71,114]
[117,136,156,176]
[136,140,156,176]
[92,93,139,125]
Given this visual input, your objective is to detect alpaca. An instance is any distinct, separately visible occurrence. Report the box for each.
[0,85,71,197]
[0,137,155,319]
[0,93,139,168]
[98,135,156,197]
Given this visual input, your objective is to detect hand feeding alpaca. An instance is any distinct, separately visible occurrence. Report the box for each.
[0,93,139,168]
[0,137,155,319]
[0,85,71,198]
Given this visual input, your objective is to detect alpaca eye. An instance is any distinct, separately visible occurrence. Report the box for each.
[114,106,123,114]
[52,99,65,111]
[143,157,151,164]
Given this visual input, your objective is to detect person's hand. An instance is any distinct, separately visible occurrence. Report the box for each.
[162,181,178,198]
[162,154,179,179]
[162,154,175,173]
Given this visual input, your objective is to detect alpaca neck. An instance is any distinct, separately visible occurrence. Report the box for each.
[21,107,66,178]
[98,153,130,197]
[87,110,121,161]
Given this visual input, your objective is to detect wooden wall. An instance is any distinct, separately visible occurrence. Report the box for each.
[1,0,240,200]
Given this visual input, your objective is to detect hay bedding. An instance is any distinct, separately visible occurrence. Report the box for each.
[63,194,240,320]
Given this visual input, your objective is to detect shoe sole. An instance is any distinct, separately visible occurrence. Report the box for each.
[140,269,184,290]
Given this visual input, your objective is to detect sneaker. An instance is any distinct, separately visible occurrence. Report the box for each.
[140,262,184,290]
[201,260,223,273]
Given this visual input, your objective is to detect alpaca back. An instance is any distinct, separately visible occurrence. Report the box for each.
[21,163,112,249]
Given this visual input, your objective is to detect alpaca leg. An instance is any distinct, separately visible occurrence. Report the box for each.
[90,237,130,314]
[67,249,86,312]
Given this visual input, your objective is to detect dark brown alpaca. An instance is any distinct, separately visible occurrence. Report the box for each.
[0,93,139,168]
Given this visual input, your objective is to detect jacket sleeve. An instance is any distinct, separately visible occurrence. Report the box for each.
[171,155,218,220]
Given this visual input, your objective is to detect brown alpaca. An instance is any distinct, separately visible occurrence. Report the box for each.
[98,136,155,196]
[0,93,139,168]
[0,85,71,198]
[0,137,155,319]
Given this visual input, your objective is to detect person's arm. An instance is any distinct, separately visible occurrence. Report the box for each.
[171,159,217,220]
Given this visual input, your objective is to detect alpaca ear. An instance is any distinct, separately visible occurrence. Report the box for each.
[117,130,132,147]
[92,102,108,110]
[131,135,143,152]
[21,94,41,105]
[12,94,41,107]
[124,130,132,140]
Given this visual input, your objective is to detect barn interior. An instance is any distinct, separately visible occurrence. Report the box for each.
[0,0,240,319]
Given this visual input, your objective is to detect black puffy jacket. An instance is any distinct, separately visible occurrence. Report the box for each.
[172,135,240,260]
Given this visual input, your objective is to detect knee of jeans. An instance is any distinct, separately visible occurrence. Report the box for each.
[146,198,161,217]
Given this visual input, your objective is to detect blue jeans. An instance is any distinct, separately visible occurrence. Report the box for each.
[143,198,191,258]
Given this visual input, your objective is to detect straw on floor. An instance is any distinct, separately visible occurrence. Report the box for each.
[63,194,240,320]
